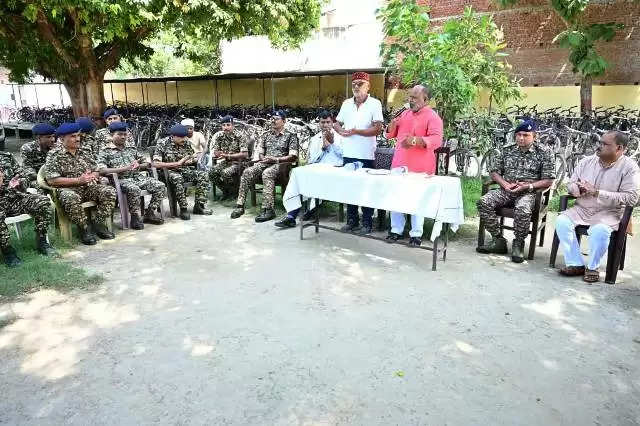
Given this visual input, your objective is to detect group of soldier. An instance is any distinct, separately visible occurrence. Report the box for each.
[1,71,638,284]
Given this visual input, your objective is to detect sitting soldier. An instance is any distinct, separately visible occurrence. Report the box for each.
[0,151,56,267]
[476,120,555,263]
[95,108,134,149]
[274,110,343,228]
[20,122,57,187]
[555,131,640,283]
[44,123,117,245]
[231,110,299,223]
[76,116,100,159]
[152,124,212,220]
[208,115,249,200]
[97,122,166,230]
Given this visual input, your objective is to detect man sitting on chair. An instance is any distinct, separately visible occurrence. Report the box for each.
[208,115,249,200]
[555,131,639,283]
[20,123,57,189]
[384,84,443,247]
[44,123,117,245]
[274,109,343,228]
[97,122,166,230]
[152,124,212,220]
[476,120,555,263]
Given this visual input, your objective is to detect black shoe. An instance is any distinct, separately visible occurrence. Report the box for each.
[36,232,58,256]
[476,236,508,254]
[94,223,115,240]
[385,232,403,242]
[79,227,97,245]
[193,203,212,215]
[255,208,276,223]
[408,237,422,247]
[511,239,525,263]
[275,216,297,228]
[130,214,145,230]
[340,222,360,233]
[143,209,164,225]
[180,207,191,221]
[357,224,372,235]
[2,245,22,267]
[302,209,316,222]
[230,205,244,219]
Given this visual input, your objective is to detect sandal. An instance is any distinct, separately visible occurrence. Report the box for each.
[559,266,585,277]
[583,269,600,284]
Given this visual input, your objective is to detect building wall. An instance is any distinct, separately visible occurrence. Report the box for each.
[419,0,640,86]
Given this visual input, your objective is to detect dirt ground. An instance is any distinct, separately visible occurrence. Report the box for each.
[0,206,638,426]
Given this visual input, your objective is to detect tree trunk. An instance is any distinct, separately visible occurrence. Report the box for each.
[580,75,592,115]
[64,75,106,119]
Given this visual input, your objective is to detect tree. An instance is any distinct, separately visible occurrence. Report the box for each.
[378,1,521,136]
[494,0,638,113]
[0,1,322,118]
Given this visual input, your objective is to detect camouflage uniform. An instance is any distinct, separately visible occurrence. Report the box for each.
[43,146,116,228]
[477,143,556,241]
[237,130,298,209]
[80,133,100,160]
[0,152,52,249]
[20,140,52,188]
[97,144,166,215]
[95,127,135,150]
[208,130,249,195]
[152,137,209,209]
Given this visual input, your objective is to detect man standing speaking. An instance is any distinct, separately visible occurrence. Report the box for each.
[334,71,384,235]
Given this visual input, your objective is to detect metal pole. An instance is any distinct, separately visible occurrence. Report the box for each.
[18,85,23,108]
[271,76,275,111]
[164,81,168,105]
[262,78,266,107]
[34,85,40,108]
[124,83,129,106]
[318,76,321,107]
[175,81,180,105]
[11,84,17,108]
[140,82,145,104]
[110,83,114,105]
[59,84,65,107]
[215,79,219,107]
[229,80,233,105]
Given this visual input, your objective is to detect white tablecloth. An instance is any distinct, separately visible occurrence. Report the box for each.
[283,163,465,241]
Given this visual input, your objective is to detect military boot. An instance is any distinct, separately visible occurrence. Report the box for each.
[511,239,525,263]
[193,203,212,215]
[94,223,115,240]
[255,208,276,223]
[476,236,508,254]
[79,226,97,245]
[230,205,244,219]
[130,213,145,230]
[144,208,164,225]
[36,231,58,256]
[1,245,22,267]
[179,207,191,221]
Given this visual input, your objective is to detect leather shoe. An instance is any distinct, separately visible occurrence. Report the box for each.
[94,223,115,240]
[340,222,360,233]
[144,209,164,225]
[408,237,422,247]
[180,208,191,220]
[275,216,296,228]
[511,239,524,263]
[357,224,372,235]
[193,203,212,215]
[255,208,276,223]
[130,214,145,230]
[230,206,244,219]
[1,246,22,267]
[476,237,508,254]
[79,227,97,245]
[385,232,403,242]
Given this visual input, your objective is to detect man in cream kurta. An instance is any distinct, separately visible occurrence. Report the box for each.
[555,131,640,283]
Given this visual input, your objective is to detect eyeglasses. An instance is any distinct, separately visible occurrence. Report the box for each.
[352,81,366,87]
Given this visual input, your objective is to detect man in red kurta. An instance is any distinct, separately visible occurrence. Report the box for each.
[384,84,443,246]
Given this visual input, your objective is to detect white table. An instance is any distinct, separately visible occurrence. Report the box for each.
[282,164,465,270]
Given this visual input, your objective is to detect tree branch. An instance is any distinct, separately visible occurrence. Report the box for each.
[98,26,153,74]
[34,8,79,69]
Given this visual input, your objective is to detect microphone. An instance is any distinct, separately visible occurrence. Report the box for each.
[392,103,410,119]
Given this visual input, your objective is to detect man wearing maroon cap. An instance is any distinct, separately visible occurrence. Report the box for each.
[334,71,384,234]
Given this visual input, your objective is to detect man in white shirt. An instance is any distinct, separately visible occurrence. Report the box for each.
[275,110,343,228]
[181,118,207,157]
[334,71,384,235]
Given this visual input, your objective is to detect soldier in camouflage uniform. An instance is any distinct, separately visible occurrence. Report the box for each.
[208,116,249,200]
[98,122,166,230]
[76,117,100,160]
[231,110,299,223]
[95,108,135,150]
[152,124,212,220]
[20,123,57,187]
[0,151,56,267]
[476,120,556,262]
[44,123,117,245]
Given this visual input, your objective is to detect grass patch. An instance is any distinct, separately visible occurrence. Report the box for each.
[0,221,103,299]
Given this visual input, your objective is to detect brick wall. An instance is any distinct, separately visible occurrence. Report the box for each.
[417,0,640,86]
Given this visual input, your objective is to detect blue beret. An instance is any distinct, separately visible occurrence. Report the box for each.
[56,122,81,136]
[103,108,119,119]
[169,124,189,137]
[221,115,234,124]
[272,109,287,119]
[108,122,128,133]
[514,120,537,133]
[76,117,95,133]
[32,123,56,135]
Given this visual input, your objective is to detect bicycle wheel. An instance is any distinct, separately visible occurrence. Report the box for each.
[479,148,501,177]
